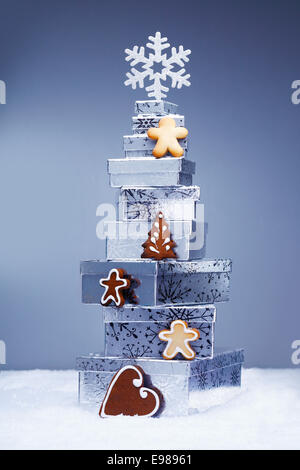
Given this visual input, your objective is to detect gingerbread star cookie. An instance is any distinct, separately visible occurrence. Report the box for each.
[99,365,162,417]
[99,268,130,307]
[147,117,188,158]
[158,319,200,360]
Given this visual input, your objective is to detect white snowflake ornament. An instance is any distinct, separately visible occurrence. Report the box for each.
[124,32,191,100]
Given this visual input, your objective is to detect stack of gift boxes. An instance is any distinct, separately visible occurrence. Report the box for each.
[77,99,244,417]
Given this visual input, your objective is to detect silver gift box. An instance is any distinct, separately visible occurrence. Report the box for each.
[81,258,231,306]
[118,186,200,221]
[104,305,216,360]
[76,348,244,417]
[108,158,195,187]
[134,100,178,115]
[132,114,184,134]
[123,134,188,159]
[118,186,202,222]
[119,185,200,203]
[118,186,200,212]
[102,305,216,322]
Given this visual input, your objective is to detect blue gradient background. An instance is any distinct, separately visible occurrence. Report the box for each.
[0,0,299,369]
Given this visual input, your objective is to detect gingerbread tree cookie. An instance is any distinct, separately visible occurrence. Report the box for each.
[141,212,177,260]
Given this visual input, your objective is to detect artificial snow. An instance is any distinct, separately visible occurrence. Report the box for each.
[0,368,299,450]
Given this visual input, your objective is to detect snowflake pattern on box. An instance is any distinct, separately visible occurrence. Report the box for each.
[189,350,244,391]
[120,186,199,221]
[155,260,231,305]
[157,272,230,305]
[125,32,191,100]
[132,115,184,134]
[77,351,243,415]
[79,371,112,405]
[189,364,242,391]
[104,320,214,359]
[103,305,215,323]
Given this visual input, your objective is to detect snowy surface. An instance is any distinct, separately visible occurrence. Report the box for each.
[0,368,299,450]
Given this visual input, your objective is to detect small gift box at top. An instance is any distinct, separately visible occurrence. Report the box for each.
[103,305,216,360]
[134,100,178,115]
[76,348,244,417]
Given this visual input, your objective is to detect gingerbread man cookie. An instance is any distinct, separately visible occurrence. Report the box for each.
[99,365,162,417]
[158,319,200,360]
[99,268,130,307]
[147,117,188,158]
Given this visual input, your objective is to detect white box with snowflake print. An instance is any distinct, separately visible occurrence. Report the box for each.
[134,100,178,115]
[76,349,244,417]
[103,305,215,360]
[132,114,184,134]
[119,185,200,202]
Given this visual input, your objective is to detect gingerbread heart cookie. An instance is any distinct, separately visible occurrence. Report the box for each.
[99,365,162,417]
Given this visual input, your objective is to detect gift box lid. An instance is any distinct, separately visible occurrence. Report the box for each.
[76,354,190,375]
[119,185,201,203]
[108,158,195,175]
[80,259,232,275]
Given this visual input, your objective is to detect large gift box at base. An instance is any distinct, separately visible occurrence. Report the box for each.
[76,349,244,417]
